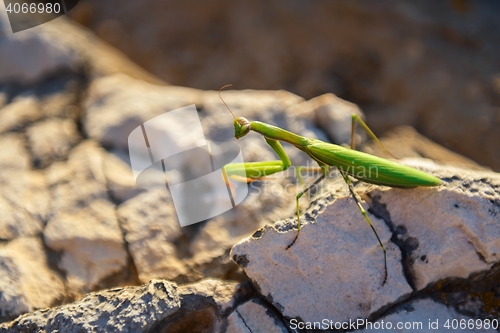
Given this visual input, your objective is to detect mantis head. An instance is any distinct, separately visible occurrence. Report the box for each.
[218,84,250,138]
[234,117,250,139]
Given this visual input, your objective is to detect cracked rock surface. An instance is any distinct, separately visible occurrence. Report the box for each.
[232,185,412,323]
[356,298,497,333]
[43,141,128,291]
[0,237,65,318]
[231,160,500,325]
[227,299,289,333]
[368,160,500,291]
[0,280,180,333]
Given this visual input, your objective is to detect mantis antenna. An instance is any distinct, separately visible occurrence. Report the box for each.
[219,84,236,119]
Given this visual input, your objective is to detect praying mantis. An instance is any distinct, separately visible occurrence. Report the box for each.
[220,85,442,284]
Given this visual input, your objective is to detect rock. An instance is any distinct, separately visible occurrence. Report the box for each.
[0,237,65,318]
[231,192,412,323]
[0,170,49,240]
[187,176,311,279]
[26,118,80,168]
[0,135,50,240]
[311,93,366,145]
[83,74,199,150]
[367,160,500,291]
[178,278,242,312]
[0,96,40,133]
[34,74,82,119]
[0,277,254,333]
[231,159,500,323]
[44,141,109,207]
[0,12,160,85]
[176,278,241,332]
[83,74,313,151]
[43,201,128,291]
[0,13,76,85]
[103,151,144,203]
[356,298,497,333]
[227,299,289,333]
[116,184,270,284]
[0,74,82,140]
[154,278,254,333]
[43,141,128,291]
[37,17,163,84]
[117,189,189,283]
[0,280,180,333]
[117,184,251,283]
[0,134,30,171]
[362,126,486,171]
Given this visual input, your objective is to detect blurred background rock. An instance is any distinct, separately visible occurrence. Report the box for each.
[69,0,500,170]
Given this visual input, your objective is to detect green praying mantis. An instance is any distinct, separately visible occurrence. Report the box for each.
[220,85,442,284]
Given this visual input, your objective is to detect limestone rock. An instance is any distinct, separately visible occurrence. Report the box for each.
[0,12,160,85]
[311,93,366,145]
[362,126,486,171]
[367,160,500,290]
[154,278,254,333]
[0,170,49,240]
[83,74,313,151]
[0,135,50,240]
[103,151,144,203]
[0,74,81,134]
[231,159,500,323]
[227,299,289,333]
[0,134,30,171]
[231,196,411,323]
[118,185,248,284]
[0,280,179,333]
[0,96,40,133]
[117,189,188,283]
[356,298,497,333]
[117,148,312,283]
[176,278,239,332]
[0,237,65,318]
[83,74,199,150]
[43,201,128,291]
[0,13,76,84]
[187,177,309,278]
[33,74,81,120]
[26,118,80,168]
[178,278,243,314]
[43,141,127,291]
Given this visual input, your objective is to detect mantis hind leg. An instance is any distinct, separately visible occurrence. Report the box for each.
[340,171,388,285]
[286,166,328,250]
[351,114,395,159]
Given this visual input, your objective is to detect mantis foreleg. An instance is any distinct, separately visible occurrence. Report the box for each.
[224,137,291,181]
[224,135,327,250]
